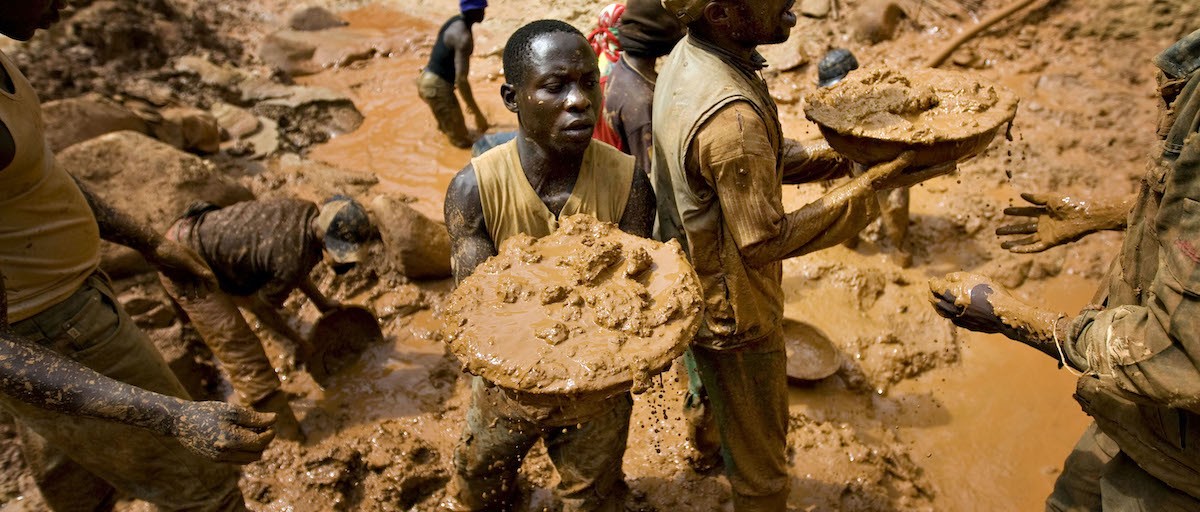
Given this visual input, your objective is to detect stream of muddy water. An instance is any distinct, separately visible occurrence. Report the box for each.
[288,6,1100,511]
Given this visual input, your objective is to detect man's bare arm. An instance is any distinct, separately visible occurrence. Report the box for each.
[445,164,497,283]
[618,166,656,238]
[0,271,274,463]
[451,27,488,133]
[71,176,216,296]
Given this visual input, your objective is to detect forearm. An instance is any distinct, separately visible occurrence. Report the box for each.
[457,77,482,115]
[1086,196,1135,232]
[781,139,850,184]
[298,278,336,313]
[72,176,164,254]
[0,328,183,436]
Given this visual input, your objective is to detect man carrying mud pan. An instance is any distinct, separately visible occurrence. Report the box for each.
[441,20,656,512]
[419,0,490,149]
[652,1,926,509]
[932,28,1200,510]
[0,2,276,510]
[160,196,377,441]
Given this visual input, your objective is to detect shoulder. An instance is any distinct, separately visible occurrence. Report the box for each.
[696,100,772,159]
[445,163,483,225]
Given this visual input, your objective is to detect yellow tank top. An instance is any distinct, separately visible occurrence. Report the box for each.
[0,49,101,322]
[473,139,634,247]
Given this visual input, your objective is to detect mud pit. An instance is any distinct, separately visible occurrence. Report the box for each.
[2,1,1200,511]
[442,215,702,398]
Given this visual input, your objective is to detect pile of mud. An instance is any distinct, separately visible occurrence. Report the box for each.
[806,67,1019,146]
[440,215,703,398]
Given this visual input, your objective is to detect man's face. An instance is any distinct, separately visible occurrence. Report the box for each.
[726,0,797,46]
[0,0,66,41]
[506,32,600,155]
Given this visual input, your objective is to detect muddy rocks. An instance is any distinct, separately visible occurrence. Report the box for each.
[852,0,907,45]
[800,0,832,19]
[289,7,349,32]
[260,27,417,78]
[369,195,453,280]
[153,107,222,155]
[57,131,254,233]
[40,93,150,152]
[211,102,261,141]
[242,81,363,151]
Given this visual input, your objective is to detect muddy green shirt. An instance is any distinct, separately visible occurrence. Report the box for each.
[1064,68,1200,495]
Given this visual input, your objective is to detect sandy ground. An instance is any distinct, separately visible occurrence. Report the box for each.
[2,0,1200,511]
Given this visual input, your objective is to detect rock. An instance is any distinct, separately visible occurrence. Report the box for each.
[369,195,453,280]
[289,7,348,31]
[153,107,222,154]
[759,36,809,73]
[41,93,149,152]
[175,55,246,89]
[800,0,831,18]
[242,81,363,150]
[853,0,906,45]
[57,131,254,234]
[260,27,415,78]
[258,154,378,201]
[240,116,280,159]
[211,102,261,141]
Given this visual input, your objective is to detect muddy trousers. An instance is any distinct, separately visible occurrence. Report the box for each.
[682,349,721,462]
[159,276,280,406]
[1046,422,1200,511]
[5,274,245,511]
[448,377,632,511]
[691,335,790,511]
[417,71,472,148]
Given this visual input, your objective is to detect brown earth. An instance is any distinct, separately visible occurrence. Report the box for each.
[1,0,1199,511]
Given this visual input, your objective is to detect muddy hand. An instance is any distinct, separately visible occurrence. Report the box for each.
[928,272,1016,337]
[172,400,276,464]
[866,150,917,190]
[150,240,217,299]
[996,193,1093,253]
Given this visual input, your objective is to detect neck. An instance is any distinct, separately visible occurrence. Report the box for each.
[623,54,658,81]
[690,27,756,63]
[514,131,586,191]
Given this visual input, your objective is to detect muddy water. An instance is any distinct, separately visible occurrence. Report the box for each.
[299,6,514,220]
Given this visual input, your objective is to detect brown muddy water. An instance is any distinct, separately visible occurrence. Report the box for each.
[283,5,1100,511]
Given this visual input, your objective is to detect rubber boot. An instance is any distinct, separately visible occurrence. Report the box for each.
[254,390,306,443]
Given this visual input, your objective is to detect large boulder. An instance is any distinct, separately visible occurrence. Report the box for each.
[57,131,253,233]
[242,81,363,151]
[369,195,452,280]
[41,93,149,152]
[259,27,413,78]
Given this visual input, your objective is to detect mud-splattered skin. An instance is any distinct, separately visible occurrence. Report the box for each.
[996,193,1135,253]
[928,272,1070,362]
[0,271,276,462]
[445,31,656,283]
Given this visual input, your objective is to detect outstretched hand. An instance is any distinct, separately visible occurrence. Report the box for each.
[149,240,217,299]
[928,272,1019,338]
[996,193,1100,253]
[171,401,276,464]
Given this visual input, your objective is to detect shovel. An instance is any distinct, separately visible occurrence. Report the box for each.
[307,305,383,387]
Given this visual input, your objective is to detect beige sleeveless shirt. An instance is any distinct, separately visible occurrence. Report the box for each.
[472,138,634,247]
[0,49,101,322]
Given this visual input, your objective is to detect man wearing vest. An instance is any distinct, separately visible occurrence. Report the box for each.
[934,29,1200,510]
[418,0,489,149]
[442,20,656,512]
[0,2,275,510]
[653,1,918,509]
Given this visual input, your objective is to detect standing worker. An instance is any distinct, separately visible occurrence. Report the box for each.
[653,1,915,509]
[419,0,489,149]
[934,29,1200,510]
[442,20,656,511]
[161,196,377,441]
[0,2,275,510]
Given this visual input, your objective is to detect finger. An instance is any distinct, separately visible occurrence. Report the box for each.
[1002,206,1045,217]
[932,301,960,318]
[1009,242,1052,254]
[1020,192,1051,206]
[1000,236,1038,250]
[232,409,277,430]
[995,223,1038,236]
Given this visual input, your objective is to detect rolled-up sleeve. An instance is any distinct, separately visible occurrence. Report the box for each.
[694,102,876,266]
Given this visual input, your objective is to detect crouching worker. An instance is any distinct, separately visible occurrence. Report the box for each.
[161,196,377,441]
[441,20,656,511]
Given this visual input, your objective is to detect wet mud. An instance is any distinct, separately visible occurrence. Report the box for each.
[441,215,703,398]
[1,1,1199,511]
